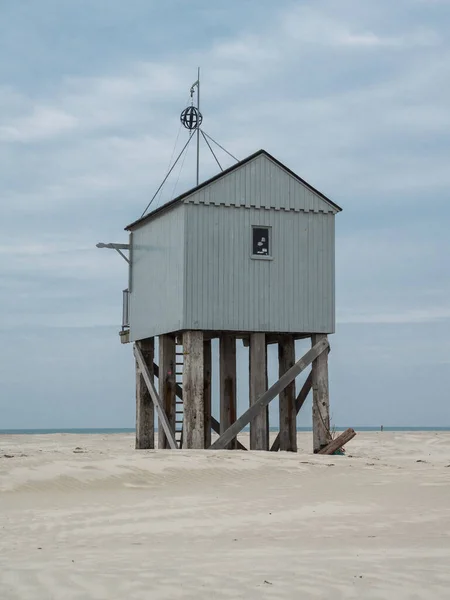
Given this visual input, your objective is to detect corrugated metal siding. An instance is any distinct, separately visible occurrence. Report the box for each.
[184,204,335,333]
[184,154,336,214]
[129,206,185,340]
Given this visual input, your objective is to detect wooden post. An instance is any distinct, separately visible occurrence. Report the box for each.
[311,333,331,453]
[270,371,312,452]
[220,334,237,449]
[182,331,204,449]
[249,333,269,450]
[158,334,176,449]
[135,339,155,449]
[204,339,212,448]
[278,335,297,452]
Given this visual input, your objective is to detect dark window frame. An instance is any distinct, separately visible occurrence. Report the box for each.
[251,225,272,260]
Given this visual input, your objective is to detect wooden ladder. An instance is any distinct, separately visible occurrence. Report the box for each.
[175,343,184,449]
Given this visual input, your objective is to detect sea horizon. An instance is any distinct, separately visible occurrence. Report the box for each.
[1,426,450,435]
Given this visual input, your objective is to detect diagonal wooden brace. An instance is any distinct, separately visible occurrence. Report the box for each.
[210,417,248,451]
[134,344,178,450]
[270,371,313,452]
[209,338,329,450]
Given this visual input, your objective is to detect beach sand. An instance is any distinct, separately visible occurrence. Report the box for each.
[1,431,449,599]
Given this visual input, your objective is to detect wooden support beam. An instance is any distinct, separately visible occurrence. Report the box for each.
[210,337,329,451]
[135,339,155,449]
[278,335,297,452]
[134,343,177,450]
[204,340,212,449]
[312,333,332,453]
[182,331,205,449]
[270,371,312,452]
[249,333,269,450]
[158,335,176,449]
[317,428,356,455]
[220,334,237,449]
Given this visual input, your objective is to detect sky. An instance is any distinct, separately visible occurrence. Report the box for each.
[1,0,449,429]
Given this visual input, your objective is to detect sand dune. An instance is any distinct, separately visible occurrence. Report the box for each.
[1,432,449,599]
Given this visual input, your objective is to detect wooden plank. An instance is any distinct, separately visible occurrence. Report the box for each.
[278,335,297,452]
[271,371,312,452]
[220,334,237,449]
[134,344,177,450]
[317,428,356,455]
[249,333,269,450]
[210,337,329,450]
[158,335,176,449]
[204,340,212,448]
[135,339,155,449]
[182,331,204,449]
[312,334,331,452]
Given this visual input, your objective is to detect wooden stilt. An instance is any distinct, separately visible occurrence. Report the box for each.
[270,371,312,452]
[311,333,332,453]
[203,340,212,448]
[158,334,176,449]
[220,334,237,449]
[182,331,204,449]
[249,332,269,450]
[278,335,297,452]
[135,338,155,449]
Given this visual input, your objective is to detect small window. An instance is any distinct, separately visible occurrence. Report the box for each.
[252,226,271,258]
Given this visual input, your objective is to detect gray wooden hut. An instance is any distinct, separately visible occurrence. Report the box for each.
[117,149,342,452]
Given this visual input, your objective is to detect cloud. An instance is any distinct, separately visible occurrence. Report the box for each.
[0,107,77,142]
[336,29,441,47]
[338,307,450,324]
[1,0,449,427]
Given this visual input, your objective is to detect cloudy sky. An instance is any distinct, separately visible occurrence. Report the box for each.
[1,0,449,430]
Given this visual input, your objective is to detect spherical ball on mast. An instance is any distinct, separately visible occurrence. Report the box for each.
[180,106,203,131]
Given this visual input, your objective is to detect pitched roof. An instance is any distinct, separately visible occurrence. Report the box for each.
[125,149,342,231]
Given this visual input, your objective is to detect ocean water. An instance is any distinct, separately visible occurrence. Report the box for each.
[0,426,449,435]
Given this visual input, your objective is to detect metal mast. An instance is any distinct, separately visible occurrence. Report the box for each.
[196,67,200,186]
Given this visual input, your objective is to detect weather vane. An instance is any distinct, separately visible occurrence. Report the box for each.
[180,68,202,185]
[138,68,239,218]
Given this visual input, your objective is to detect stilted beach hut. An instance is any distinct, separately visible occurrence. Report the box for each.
[97,73,342,452]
